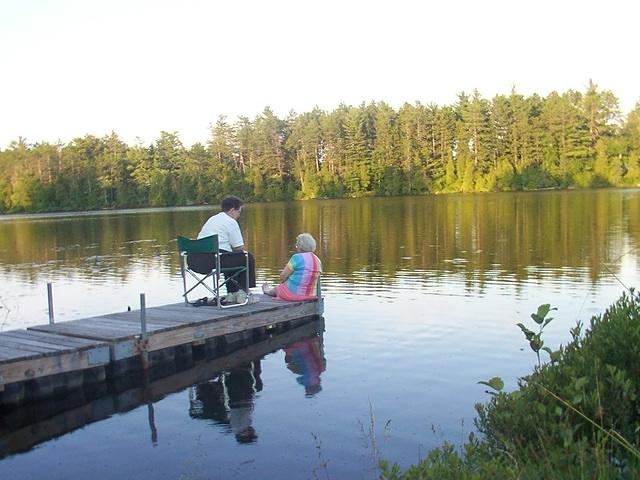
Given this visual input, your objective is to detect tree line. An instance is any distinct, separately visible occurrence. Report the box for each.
[1,81,639,213]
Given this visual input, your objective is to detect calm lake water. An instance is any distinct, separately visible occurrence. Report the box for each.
[1,190,639,479]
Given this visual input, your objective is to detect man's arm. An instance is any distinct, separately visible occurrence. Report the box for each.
[228,220,246,252]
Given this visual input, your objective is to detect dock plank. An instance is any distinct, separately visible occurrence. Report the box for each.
[0,331,108,364]
[70,317,171,332]
[144,302,319,352]
[0,330,102,349]
[70,315,158,328]
[71,307,220,327]
[148,302,302,329]
[0,337,67,355]
[104,312,186,327]
[29,323,141,340]
[0,347,110,384]
[0,345,35,360]
[150,305,229,321]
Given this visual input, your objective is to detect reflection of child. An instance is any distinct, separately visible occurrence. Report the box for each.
[262,233,322,301]
[285,336,326,396]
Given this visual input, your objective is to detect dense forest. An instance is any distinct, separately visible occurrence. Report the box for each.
[1,82,639,213]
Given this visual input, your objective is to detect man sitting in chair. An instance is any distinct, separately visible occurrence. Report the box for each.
[197,195,257,303]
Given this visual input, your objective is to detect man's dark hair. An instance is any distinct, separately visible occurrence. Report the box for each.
[221,196,243,212]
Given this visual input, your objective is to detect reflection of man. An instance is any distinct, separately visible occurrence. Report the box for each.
[227,361,261,443]
[284,336,326,396]
[196,195,257,302]
[188,377,227,423]
[189,360,262,443]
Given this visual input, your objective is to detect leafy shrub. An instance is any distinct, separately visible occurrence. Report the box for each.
[382,290,640,479]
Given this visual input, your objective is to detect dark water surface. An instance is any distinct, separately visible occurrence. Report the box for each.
[1,190,639,479]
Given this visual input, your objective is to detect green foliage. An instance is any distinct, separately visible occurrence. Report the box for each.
[493,161,516,191]
[460,161,476,193]
[573,169,596,188]
[477,291,640,473]
[9,174,36,211]
[383,290,640,479]
[0,177,10,212]
[625,153,640,186]
[380,441,518,479]
[0,84,638,213]
[478,377,505,395]
[516,303,558,366]
[518,165,557,190]
[443,157,458,191]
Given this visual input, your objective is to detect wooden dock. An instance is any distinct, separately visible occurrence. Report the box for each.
[0,294,322,407]
[0,316,324,458]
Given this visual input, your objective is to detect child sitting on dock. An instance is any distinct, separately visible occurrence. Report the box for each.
[262,233,322,301]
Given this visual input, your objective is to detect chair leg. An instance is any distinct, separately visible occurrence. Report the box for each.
[180,256,189,305]
[213,272,221,308]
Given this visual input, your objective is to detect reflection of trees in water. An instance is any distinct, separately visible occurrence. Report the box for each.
[1,192,639,288]
[0,210,213,283]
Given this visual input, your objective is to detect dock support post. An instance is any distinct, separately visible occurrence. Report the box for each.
[147,401,158,445]
[316,277,324,315]
[140,293,149,369]
[47,282,55,324]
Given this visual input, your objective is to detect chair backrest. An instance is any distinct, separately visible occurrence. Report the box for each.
[177,235,219,253]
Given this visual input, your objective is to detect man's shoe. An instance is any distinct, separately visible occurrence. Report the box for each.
[235,290,248,303]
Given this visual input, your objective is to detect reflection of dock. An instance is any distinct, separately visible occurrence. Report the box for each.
[0,295,322,406]
[0,316,324,458]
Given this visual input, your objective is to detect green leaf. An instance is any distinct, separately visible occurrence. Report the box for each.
[517,323,534,339]
[574,377,588,390]
[529,339,542,352]
[531,313,543,325]
[537,304,552,319]
[478,377,504,392]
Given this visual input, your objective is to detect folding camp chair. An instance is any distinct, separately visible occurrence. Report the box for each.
[177,235,250,309]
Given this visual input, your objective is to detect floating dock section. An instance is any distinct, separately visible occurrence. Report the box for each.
[0,295,322,407]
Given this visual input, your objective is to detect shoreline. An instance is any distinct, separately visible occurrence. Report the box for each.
[1,186,639,221]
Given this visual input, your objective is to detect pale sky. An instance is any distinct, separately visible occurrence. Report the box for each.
[1,0,638,149]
